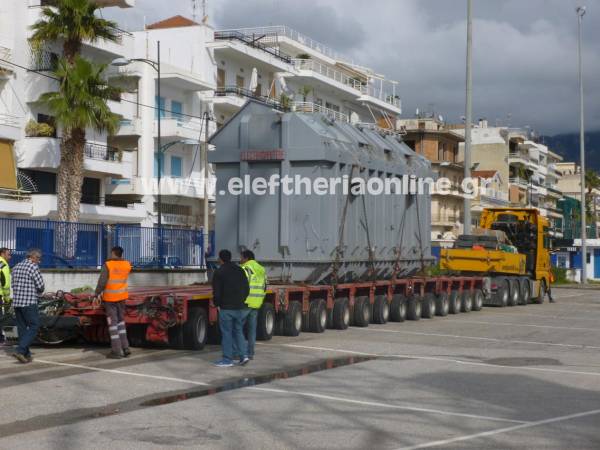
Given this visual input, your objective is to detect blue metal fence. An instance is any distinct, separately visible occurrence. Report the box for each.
[0,217,213,269]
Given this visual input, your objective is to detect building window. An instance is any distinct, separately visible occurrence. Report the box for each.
[155,96,166,119]
[236,75,244,89]
[171,101,183,120]
[171,156,182,177]
[154,153,164,177]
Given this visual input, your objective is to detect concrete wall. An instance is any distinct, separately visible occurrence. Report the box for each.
[41,269,207,293]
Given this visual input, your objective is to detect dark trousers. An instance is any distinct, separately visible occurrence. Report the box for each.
[15,304,39,357]
[219,308,249,361]
[246,308,258,357]
[104,301,129,354]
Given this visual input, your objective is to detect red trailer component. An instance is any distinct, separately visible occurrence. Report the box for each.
[55,275,486,350]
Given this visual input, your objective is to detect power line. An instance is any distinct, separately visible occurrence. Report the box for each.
[0,57,215,122]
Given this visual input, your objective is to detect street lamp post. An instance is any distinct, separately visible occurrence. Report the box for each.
[577,6,587,284]
[203,111,211,263]
[463,0,473,234]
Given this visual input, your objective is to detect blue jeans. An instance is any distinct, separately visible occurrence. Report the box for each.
[219,308,249,361]
[246,308,258,357]
[15,304,40,357]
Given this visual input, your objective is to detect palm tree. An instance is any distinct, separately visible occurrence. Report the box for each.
[39,57,120,223]
[30,0,120,63]
[585,170,600,238]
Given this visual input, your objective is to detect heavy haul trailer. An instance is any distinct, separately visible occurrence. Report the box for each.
[440,208,553,306]
[56,275,485,350]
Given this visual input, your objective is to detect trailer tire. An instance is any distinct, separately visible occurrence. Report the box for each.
[533,279,546,304]
[372,295,389,324]
[421,293,436,319]
[256,303,275,341]
[332,297,350,330]
[448,290,460,314]
[472,289,484,311]
[308,299,327,333]
[519,279,531,305]
[390,294,407,322]
[494,279,509,307]
[435,292,449,316]
[460,291,473,313]
[284,301,303,336]
[168,325,185,349]
[353,296,371,327]
[407,295,422,321]
[274,313,285,336]
[182,307,208,350]
[508,279,519,306]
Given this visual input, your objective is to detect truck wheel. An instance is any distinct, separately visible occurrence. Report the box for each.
[435,292,449,316]
[284,301,302,336]
[519,279,530,305]
[332,298,350,330]
[273,313,285,336]
[390,294,407,322]
[533,279,546,304]
[372,295,389,324]
[472,289,484,311]
[308,299,327,333]
[448,290,460,314]
[256,303,275,341]
[494,279,509,307]
[407,295,422,321]
[421,293,436,318]
[460,291,473,312]
[182,307,208,350]
[353,296,371,327]
[508,279,519,306]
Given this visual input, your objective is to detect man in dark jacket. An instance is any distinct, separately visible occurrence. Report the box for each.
[212,249,250,367]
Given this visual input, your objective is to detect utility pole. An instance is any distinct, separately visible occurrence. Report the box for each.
[463,0,473,234]
[203,111,210,265]
[577,6,587,284]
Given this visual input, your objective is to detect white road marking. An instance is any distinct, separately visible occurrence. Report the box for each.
[396,407,600,450]
[272,343,600,378]
[351,327,600,350]
[33,359,210,386]
[451,319,599,331]
[248,386,527,424]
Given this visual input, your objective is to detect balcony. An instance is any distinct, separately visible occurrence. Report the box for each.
[116,118,142,136]
[213,86,280,114]
[106,175,211,199]
[14,138,132,178]
[432,213,461,227]
[292,101,349,122]
[213,30,293,64]
[154,117,203,140]
[30,194,146,222]
[509,177,529,188]
[0,113,22,141]
[160,63,215,92]
[0,189,33,216]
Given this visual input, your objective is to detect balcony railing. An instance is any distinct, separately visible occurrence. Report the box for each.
[292,101,348,122]
[214,30,292,64]
[0,188,32,202]
[214,86,283,110]
[292,58,363,90]
[0,113,21,127]
[84,142,119,161]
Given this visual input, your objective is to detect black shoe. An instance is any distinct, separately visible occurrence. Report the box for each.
[106,351,124,359]
[11,352,28,364]
[123,348,131,357]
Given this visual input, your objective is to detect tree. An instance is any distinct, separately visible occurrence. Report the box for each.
[39,57,120,223]
[30,0,120,63]
[585,170,600,238]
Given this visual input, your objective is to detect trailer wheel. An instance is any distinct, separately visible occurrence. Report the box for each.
[508,279,519,306]
[472,289,484,311]
[168,325,185,349]
[494,279,509,307]
[332,297,350,330]
[274,313,285,336]
[533,279,546,304]
[372,295,389,324]
[390,294,407,322]
[435,292,449,316]
[519,279,530,305]
[182,307,208,350]
[256,303,275,341]
[283,301,302,336]
[407,295,422,321]
[448,290,460,314]
[460,291,473,312]
[353,296,371,327]
[308,299,327,333]
[421,293,436,319]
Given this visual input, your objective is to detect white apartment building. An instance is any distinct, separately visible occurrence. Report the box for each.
[0,0,146,223]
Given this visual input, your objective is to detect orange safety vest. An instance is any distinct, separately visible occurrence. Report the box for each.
[102,260,131,302]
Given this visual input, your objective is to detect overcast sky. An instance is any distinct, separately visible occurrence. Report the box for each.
[105,0,600,135]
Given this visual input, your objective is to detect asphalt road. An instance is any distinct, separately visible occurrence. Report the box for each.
[1,287,600,449]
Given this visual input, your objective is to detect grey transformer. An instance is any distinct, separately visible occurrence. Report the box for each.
[209,101,434,284]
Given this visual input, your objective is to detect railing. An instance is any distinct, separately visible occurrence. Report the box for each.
[433,214,460,224]
[292,101,349,122]
[0,188,32,202]
[509,177,530,186]
[0,217,214,269]
[358,84,401,108]
[292,58,363,90]
[0,113,21,127]
[214,30,292,64]
[214,86,284,110]
[28,47,59,72]
[217,25,354,64]
[84,142,119,161]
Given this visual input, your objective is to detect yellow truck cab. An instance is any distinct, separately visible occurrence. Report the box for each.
[441,208,552,305]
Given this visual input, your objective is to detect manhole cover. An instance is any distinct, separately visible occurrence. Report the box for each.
[485,357,562,367]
